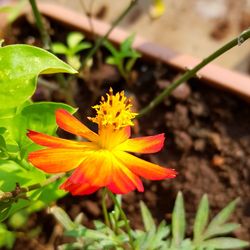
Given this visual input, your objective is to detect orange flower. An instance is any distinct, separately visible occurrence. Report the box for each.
[27,89,176,195]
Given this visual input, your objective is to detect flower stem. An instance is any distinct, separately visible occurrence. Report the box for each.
[101,188,111,228]
[0,173,65,202]
[107,190,135,250]
[138,28,250,118]
[80,0,138,70]
[28,0,51,49]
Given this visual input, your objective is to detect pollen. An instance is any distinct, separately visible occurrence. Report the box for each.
[88,88,137,129]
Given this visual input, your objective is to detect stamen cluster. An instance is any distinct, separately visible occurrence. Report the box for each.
[88,88,137,130]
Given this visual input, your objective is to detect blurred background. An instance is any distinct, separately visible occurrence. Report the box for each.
[39,0,250,74]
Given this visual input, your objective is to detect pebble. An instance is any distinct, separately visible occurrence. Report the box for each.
[212,155,225,167]
[172,83,191,101]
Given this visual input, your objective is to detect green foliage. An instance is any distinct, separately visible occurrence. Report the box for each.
[52,192,248,250]
[50,205,130,249]
[0,0,27,24]
[0,44,77,248]
[104,35,140,82]
[0,223,15,249]
[0,44,77,109]
[51,31,92,70]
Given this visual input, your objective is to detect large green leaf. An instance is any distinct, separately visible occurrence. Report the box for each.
[0,44,77,109]
[0,102,76,158]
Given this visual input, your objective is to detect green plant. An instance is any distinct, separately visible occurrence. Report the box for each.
[50,192,248,250]
[0,0,27,24]
[0,44,76,248]
[52,32,92,70]
[104,35,141,83]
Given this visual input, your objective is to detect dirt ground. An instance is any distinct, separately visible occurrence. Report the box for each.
[1,4,250,249]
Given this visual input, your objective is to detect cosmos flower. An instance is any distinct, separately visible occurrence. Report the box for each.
[27,89,176,195]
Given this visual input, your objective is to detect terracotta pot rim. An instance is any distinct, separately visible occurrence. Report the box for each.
[2,2,250,102]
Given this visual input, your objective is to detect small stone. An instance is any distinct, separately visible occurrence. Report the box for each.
[209,133,222,150]
[172,83,191,101]
[212,155,225,167]
[194,139,206,152]
[174,130,193,151]
[157,79,170,89]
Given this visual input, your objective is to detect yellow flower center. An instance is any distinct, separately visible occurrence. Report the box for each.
[88,88,137,130]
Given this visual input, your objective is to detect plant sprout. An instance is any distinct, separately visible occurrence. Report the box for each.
[52,31,92,70]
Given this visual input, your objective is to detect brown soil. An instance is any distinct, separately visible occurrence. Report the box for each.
[2,15,250,249]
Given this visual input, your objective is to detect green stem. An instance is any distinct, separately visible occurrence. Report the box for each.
[0,173,65,202]
[138,28,250,118]
[101,188,111,228]
[28,0,51,49]
[80,0,138,70]
[29,0,78,108]
[107,190,135,250]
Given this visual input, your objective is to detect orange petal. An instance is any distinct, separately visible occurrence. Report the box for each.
[107,156,144,194]
[98,126,131,149]
[60,179,99,195]
[56,109,99,142]
[27,130,92,148]
[28,148,89,173]
[116,133,165,154]
[114,151,177,180]
[67,150,113,186]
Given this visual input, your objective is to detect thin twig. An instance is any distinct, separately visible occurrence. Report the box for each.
[0,173,65,202]
[80,0,138,70]
[101,188,111,228]
[108,190,135,250]
[29,0,51,49]
[79,0,95,38]
[138,28,250,118]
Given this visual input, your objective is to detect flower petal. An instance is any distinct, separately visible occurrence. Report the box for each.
[27,130,92,148]
[56,109,99,142]
[67,150,113,186]
[28,148,89,173]
[60,179,99,195]
[99,126,131,149]
[114,151,177,180]
[116,133,165,154]
[107,156,144,194]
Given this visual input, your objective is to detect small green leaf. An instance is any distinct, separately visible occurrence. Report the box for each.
[202,237,249,249]
[0,44,77,109]
[103,40,118,56]
[67,32,84,48]
[204,223,241,240]
[121,35,135,52]
[0,223,15,249]
[51,43,68,54]
[204,198,239,239]
[49,206,76,231]
[70,42,92,55]
[0,0,26,24]
[194,194,209,243]
[106,57,117,65]
[171,191,186,247]
[140,201,156,232]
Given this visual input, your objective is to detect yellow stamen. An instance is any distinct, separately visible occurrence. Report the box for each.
[88,88,137,130]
